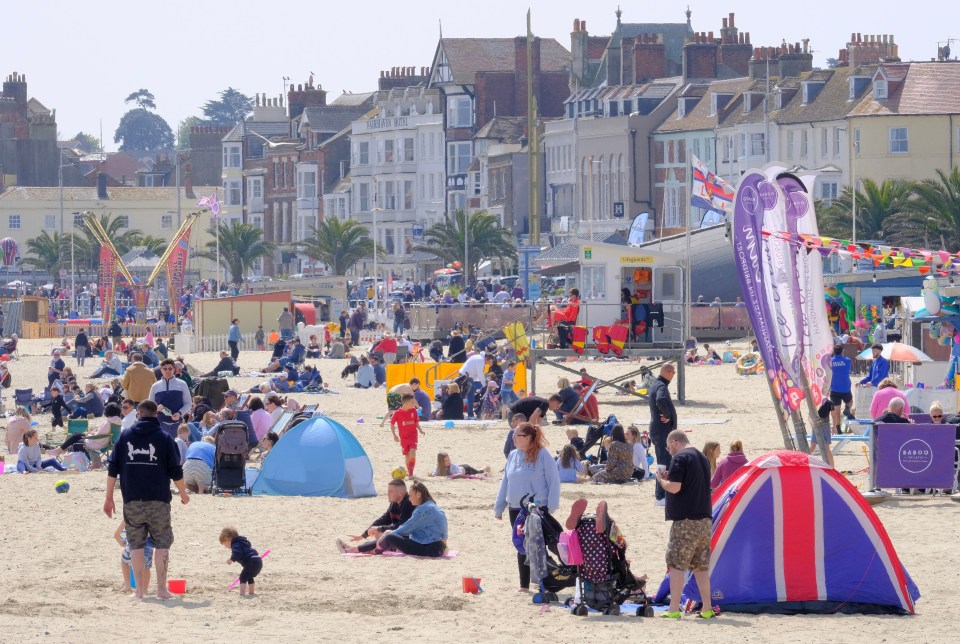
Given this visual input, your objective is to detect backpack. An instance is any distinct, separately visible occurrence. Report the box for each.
[558,529,584,565]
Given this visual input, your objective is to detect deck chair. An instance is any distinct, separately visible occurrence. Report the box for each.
[560,381,600,426]
[271,410,297,438]
[67,419,89,436]
[14,388,33,409]
[84,422,122,466]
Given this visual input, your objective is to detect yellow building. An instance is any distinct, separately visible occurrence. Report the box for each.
[848,62,960,183]
[0,185,222,278]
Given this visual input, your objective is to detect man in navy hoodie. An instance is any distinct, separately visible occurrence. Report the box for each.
[104,400,189,600]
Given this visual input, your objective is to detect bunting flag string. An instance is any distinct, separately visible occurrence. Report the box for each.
[762,230,960,275]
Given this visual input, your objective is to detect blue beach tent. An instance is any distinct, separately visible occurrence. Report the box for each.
[252,416,376,498]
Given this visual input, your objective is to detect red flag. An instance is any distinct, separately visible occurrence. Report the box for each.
[165,223,195,305]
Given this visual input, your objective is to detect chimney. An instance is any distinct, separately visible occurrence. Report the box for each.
[682,37,719,82]
[571,19,590,89]
[633,34,666,82]
[184,165,195,199]
[288,80,327,120]
[97,173,108,200]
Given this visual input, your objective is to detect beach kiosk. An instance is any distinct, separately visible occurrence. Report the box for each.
[541,239,686,346]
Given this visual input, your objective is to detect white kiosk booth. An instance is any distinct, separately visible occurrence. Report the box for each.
[559,240,686,346]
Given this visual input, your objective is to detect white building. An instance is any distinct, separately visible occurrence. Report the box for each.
[333,87,445,279]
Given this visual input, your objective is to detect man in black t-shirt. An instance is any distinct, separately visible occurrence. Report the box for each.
[509,396,550,425]
[655,429,715,620]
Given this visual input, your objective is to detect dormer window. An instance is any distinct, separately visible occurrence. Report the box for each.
[742,93,755,114]
[710,92,732,116]
[774,89,783,110]
[678,97,687,118]
[874,79,888,100]
[802,82,824,104]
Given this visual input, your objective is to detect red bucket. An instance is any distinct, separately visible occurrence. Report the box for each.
[461,577,482,594]
[168,579,186,594]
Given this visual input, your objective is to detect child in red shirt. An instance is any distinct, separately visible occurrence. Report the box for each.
[391,393,425,477]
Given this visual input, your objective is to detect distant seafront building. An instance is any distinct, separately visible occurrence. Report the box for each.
[0,72,58,188]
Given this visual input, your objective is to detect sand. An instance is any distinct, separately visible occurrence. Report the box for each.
[0,338,956,643]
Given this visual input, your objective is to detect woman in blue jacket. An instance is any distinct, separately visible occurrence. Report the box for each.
[377,480,447,557]
[494,422,561,591]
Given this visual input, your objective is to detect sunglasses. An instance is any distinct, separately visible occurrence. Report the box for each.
[932,414,943,419]
[515,433,531,439]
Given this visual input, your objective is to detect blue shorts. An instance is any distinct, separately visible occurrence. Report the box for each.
[500,389,519,407]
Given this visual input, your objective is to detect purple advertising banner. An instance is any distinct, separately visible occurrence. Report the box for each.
[875,423,956,488]
[733,170,804,414]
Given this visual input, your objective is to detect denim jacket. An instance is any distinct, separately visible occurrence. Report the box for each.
[391,501,448,544]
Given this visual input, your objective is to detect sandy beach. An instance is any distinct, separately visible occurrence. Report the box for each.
[0,337,956,643]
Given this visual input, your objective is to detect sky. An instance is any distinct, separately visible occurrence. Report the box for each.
[2,0,956,150]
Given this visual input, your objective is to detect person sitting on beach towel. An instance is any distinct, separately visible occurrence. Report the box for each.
[336,478,414,554]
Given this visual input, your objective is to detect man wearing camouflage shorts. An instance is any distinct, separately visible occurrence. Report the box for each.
[104,400,190,600]
[655,429,715,619]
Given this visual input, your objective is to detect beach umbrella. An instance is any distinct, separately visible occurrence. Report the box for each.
[857,342,933,362]
[6,280,29,287]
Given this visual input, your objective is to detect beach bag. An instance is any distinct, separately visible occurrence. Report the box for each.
[558,529,584,565]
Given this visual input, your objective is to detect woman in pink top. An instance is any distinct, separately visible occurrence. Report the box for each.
[869,378,910,421]
[144,326,155,348]
[5,407,31,453]
[711,440,748,490]
[247,396,274,443]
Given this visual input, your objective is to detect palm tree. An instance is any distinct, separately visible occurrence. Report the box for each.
[22,230,69,276]
[198,220,275,283]
[817,178,914,243]
[892,167,960,251]
[74,213,143,273]
[413,210,518,283]
[128,233,170,257]
[295,217,379,275]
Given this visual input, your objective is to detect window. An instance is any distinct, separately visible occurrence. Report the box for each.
[874,79,888,100]
[298,171,316,200]
[161,214,173,229]
[664,185,682,227]
[223,144,241,168]
[384,228,395,255]
[143,175,155,187]
[800,129,808,158]
[582,265,605,300]
[44,214,56,229]
[447,96,472,128]
[250,177,262,199]
[609,100,619,117]
[383,140,394,163]
[854,128,861,155]
[833,127,841,156]
[403,180,414,209]
[272,161,279,189]
[73,213,83,226]
[384,181,397,209]
[889,127,908,154]
[821,129,828,156]
[692,138,700,159]
[358,142,369,165]
[750,133,765,156]
[224,180,241,206]
[358,183,370,211]
[738,134,746,158]
[820,182,839,204]
[447,142,472,175]
[402,137,415,162]
[704,138,713,163]
[8,215,20,229]
[722,135,732,163]
[786,131,795,159]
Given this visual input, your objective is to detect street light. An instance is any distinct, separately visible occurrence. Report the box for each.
[372,175,380,313]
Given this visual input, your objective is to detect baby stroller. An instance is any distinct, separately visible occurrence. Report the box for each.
[212,421,253,495]
[562,502,653,617]
[518,499,577,604]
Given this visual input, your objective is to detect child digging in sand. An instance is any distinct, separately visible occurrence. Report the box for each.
[220,527,263,598]
[430,452,490,478]
[391,393,425,478]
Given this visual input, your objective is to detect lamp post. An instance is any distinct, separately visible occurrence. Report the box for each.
[463,210,469,289]
[372,175,380,314]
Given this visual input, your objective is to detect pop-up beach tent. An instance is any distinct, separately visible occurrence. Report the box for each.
[656,450,920,614]
[252,416,376,498]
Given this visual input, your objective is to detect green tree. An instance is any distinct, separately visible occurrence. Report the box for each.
[817,178,914,243]
[199,221,275,283]
[413,210,517,283]
[125,89,157,110]
[128,233,170,256]
[201,87,254,125]
[176,116,201,150]
[72,132,101,153]
[893,167,960,251]
[22,230,69,276]
[114,88,174,151]
[295,217,379,275]
[73,214,144,275]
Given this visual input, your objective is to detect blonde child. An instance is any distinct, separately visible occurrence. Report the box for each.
[220,527,262,598]
[565,427,586,458]
[479,376,500,420]
[390,393,425,478]
[703,440,721,476]
[115,519,153,594]
[430,451,489,478]
[175,424,190,465]
[626,425,651,480]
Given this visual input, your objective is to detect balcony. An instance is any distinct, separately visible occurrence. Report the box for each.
[446,173,468,190]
